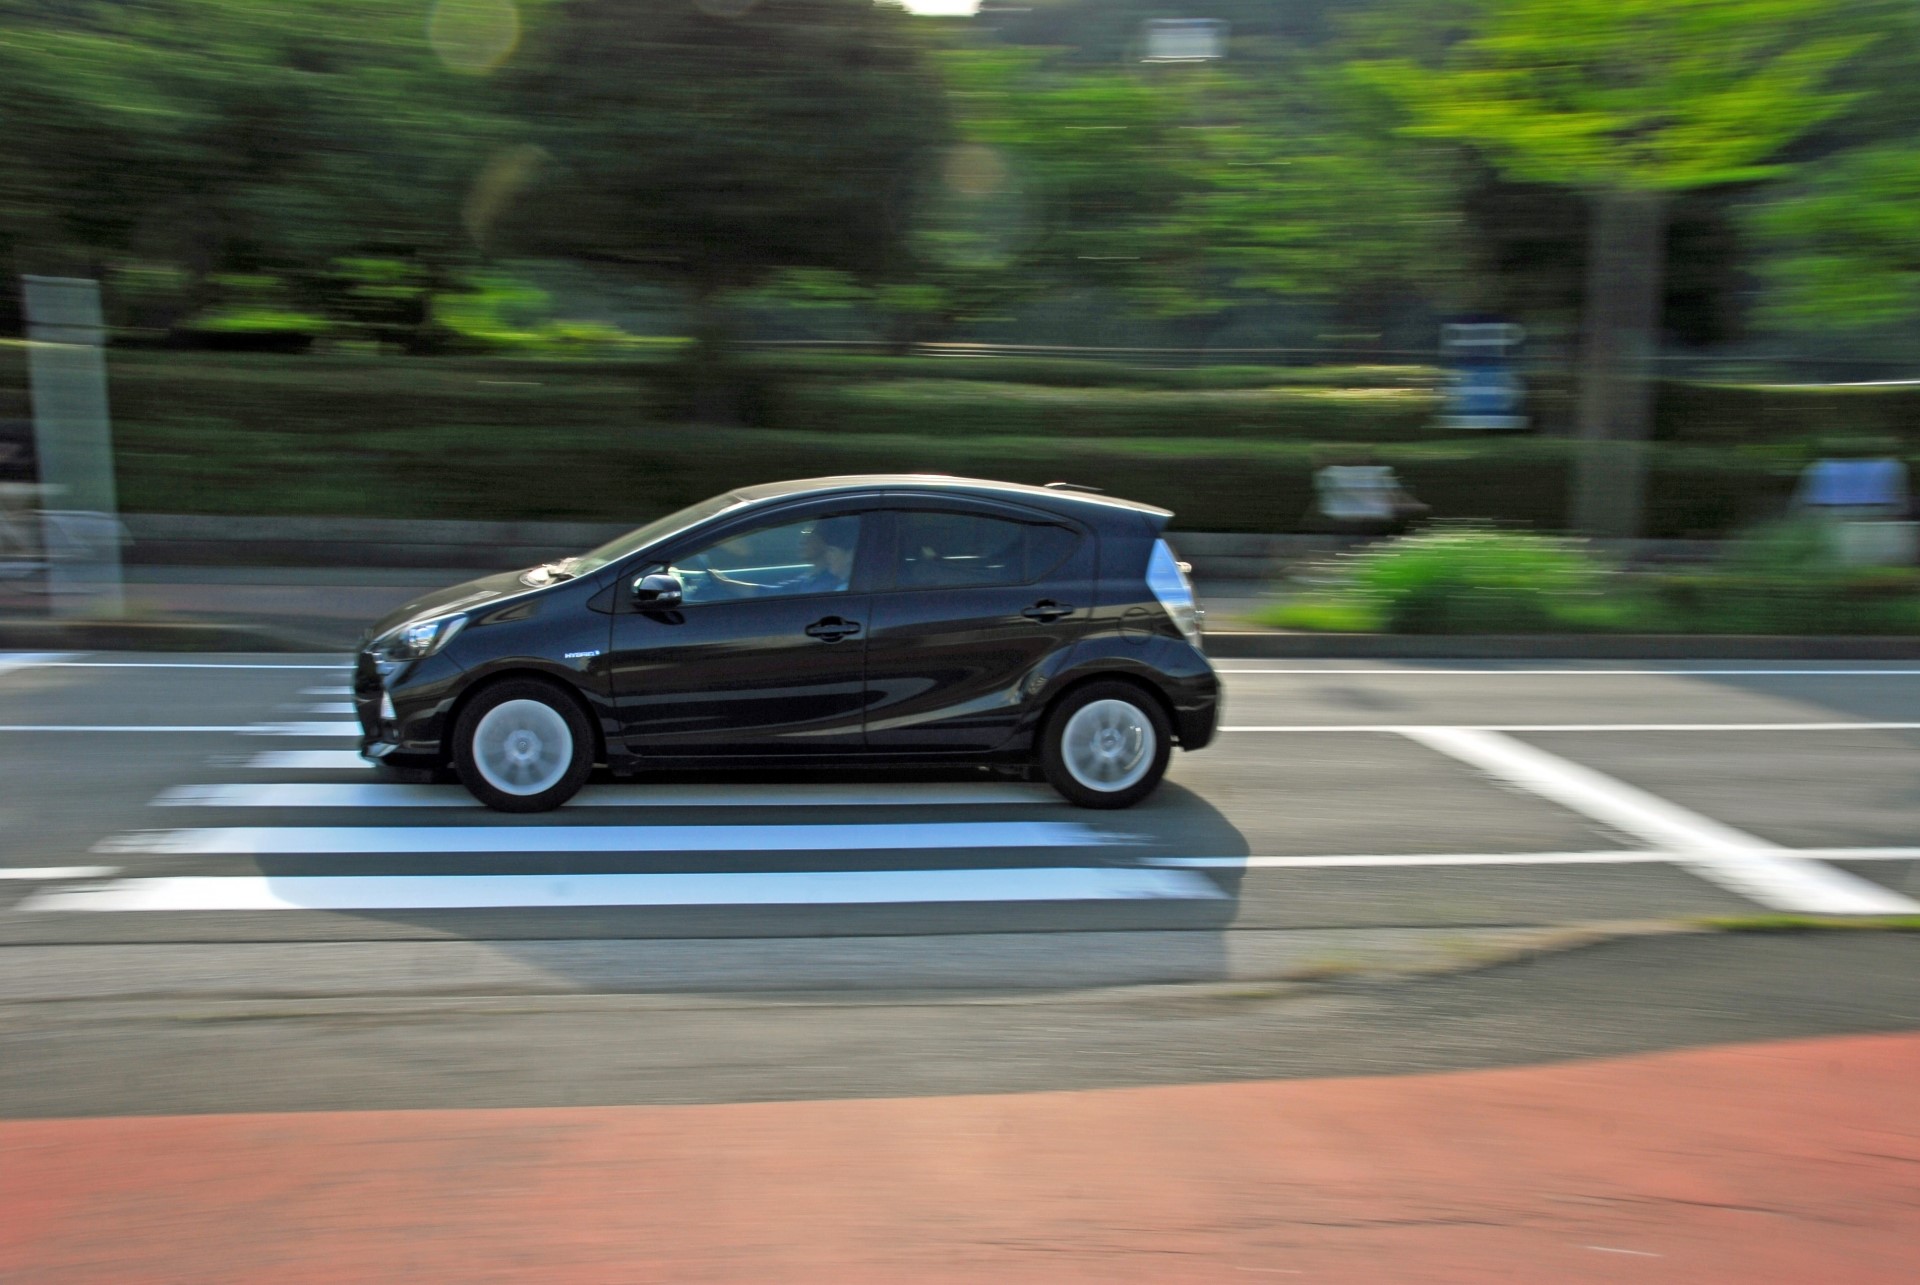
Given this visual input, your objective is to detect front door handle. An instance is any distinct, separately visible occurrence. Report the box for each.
[805,616,863,642]
[1021,600,1074,623]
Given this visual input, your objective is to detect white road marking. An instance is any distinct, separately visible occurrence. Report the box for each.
[243,722,361,738]
[301,686,352,696]
[0,725,259,733]
[1221,723,1920,733]
[1152,852,1663,869]
[0,652,76,677]
[1215,667,1920,676]
[304,702,357,715]
[247,750,370,770]
[22,661,351,670]
[155,782,1060,809]
[1399,726,1920,915]
[24,867,1222,912]
[95,821,1127,856]
[0,866,120,880]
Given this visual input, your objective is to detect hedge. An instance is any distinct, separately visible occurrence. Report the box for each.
[108,407,1809,537]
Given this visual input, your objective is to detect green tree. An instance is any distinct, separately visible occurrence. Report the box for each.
[1755,141,1920,341]
[507,0,948,404]
[1364,0,1869,536]
[0,0,504,348]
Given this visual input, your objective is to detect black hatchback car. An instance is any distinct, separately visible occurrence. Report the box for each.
[356,476,1218,811]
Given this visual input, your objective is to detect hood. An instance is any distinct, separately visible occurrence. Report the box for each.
[361,568,547,648]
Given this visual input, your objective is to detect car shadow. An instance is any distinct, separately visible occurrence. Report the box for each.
[247,765,1253,994]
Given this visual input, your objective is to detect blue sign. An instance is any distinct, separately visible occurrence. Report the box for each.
[1440,321,1527,431]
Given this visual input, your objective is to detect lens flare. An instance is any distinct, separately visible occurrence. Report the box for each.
[428,0,520,76]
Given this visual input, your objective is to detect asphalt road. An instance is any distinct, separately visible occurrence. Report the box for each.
[4,652,1919,951]
[5,651,1920,1118]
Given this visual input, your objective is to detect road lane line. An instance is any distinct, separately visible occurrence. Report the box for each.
[0,866,120,880]
[1152,852,1663,869]
[154,782,1060,809]
[1399,726,1920,915]
[0,725,259,733]
[23,661,351,670]
[94,821,1129,856]
[1215,667,1920,676]
[23,867,1221,912]
[1221,722,1920,733]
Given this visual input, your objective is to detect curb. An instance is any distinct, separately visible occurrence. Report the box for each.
[1205,631,1920,660]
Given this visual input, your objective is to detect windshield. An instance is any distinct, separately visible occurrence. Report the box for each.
[567,492,748,576]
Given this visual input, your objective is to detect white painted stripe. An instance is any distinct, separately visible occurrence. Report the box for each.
[154,782,1059,809]
[0,866,120,880]
[243,722,361,738]
[1796,848,1920,862]
[0,725,258,733]
[304,702,357,715]
[247,750,371,770]
[1221,722,1920,733]
[29,661,350,670]
[301,686,352,696]
[95,820,1124,856]
[24,867,1222,912]
[0,652,76,676]
[1152,852,1662,869]
[1216,667,1920,677]
[1400,726,1920,915]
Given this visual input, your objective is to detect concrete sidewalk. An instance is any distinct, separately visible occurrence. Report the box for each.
[6,1029,1914,1282]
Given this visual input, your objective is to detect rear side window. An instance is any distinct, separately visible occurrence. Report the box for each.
[895,511,1080,589]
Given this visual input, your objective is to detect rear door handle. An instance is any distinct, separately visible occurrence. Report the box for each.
[1021,600,1074,622]
[805,616,862,642]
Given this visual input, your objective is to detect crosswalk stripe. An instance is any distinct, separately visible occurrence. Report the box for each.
[246,751,371,770]
[245,722,361,738]
[0,866,120,880]
[304,702,357,715]
[301,686,352,696]
[95,821,1125,856]
[155,782,1060,809]
[0,652,76,677]
[23,867,1222,912]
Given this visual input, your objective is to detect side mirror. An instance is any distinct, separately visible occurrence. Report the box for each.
[631,572,683,608]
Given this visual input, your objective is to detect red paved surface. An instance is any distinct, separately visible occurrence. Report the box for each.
[4,1031,1917,1283]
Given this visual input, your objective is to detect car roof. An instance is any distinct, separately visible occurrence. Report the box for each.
[731,474,1172,521]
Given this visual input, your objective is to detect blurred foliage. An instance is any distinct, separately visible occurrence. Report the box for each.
[1267,527,1640,633]
[0,0,1915,474]
[1753,140,1920,331]
[1263,520,1920,633]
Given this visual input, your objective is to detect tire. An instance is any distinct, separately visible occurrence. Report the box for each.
[452,679,594,813]
[1038,681,1171,810]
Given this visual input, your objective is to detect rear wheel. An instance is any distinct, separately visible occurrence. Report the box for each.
[1038,681,1170,809]
[453,680,593,813]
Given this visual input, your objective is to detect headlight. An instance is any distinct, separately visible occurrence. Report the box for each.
[375,614,468,661]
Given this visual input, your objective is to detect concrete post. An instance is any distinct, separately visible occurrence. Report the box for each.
[22,275,122,617]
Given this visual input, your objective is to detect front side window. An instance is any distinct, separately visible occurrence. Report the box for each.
[665,514,861,604]
[895,511,1078,589]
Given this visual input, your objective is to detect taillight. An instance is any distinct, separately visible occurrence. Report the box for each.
[1146,539,1202,647]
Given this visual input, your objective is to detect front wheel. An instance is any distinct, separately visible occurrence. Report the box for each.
[1038,682,1171,810]
[453,680,594,813]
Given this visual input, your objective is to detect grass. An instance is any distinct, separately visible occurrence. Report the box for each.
[1696,915,1920,932]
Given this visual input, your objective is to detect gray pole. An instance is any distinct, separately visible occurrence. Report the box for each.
[22,275,122,617]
